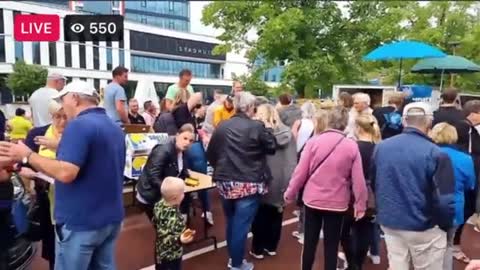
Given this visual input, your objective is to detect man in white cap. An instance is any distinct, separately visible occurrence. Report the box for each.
[0,81,125,270]
[371,102,455,270]
[29,73,66,127]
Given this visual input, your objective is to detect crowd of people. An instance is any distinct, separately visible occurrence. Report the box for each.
[1,63,480,270]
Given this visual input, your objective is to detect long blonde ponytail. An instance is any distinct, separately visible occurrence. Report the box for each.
[355,114,381,143]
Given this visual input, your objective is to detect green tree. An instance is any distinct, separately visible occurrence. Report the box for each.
[233,70,270,96]
[6,60,48,95]
[203,1,480,96]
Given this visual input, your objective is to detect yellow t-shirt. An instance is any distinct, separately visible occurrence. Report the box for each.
[213,105,235,127]
[9,116,33,140]
[39,125,59,224]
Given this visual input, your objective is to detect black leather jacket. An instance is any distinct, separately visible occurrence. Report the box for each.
[136,139,189,205]
[206,113,277,183]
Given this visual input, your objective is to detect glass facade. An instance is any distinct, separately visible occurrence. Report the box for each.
[15,42,23,61]
[32,42,41,64]
[48,42,56,66]
[64,43,72,67]
[125,1,189,31]
[263,67,283,82]
[82,1,115,15]
[93,41,100,70]
[131,55,221,79]
[0,9,4,63]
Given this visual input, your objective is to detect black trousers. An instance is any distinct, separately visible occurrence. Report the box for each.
[155,258,182,270]
[302,206,345,270]
[454,189,477,245]
[137,200,154,222]
[340,215,374,270]
[251,203,283,254]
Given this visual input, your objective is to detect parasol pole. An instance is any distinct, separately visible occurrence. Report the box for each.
[439,69,445,91]
[397,58,403,89]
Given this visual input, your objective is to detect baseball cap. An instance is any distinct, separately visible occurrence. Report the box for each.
[402,102,433,117]
[53,81,99,101]
[48,99,62,114]
[47,72,66,81]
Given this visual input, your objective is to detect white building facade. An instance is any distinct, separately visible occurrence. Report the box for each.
[0,1,250,102]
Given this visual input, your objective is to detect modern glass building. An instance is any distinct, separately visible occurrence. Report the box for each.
[35,0,190,31]
[125,1,189,32]
[0,1,247,104]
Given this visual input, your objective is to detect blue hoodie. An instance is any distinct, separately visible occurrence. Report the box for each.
[439,145,476,227]
[371,127,455,231]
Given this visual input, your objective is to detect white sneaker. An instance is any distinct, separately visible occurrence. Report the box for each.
[367,251,381,264]
[292,231,303,239]
[337,252,348,269]
[231,261,254,270]
[297,235,304,245]
[264,249,276,256]
[201,211,214,225]
[249,251,264,260]
[228,259,247,268]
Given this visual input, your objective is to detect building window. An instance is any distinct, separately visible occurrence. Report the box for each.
[141,0,147,7]
[272,74,277,82]
[112,1,119,7]
[32,42,41,64]
[131,55,221,79]
[94,79,100,91]
[168,20,175,29]
[106,41,112,70]
[14,42,23,61]
[65,42,72,67]
[141,16,147,24]
[0,36,5,63]
[0,9,4,34]
[93,41,99,70]
[119,40,125,67]
[264,72,269,81]
[79,43,86,68]
[48,42,56,66]
[168,1,174,11]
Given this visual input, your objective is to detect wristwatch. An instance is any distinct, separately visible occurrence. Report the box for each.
[22,152,33,165]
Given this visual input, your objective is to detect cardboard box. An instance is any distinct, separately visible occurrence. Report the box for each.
[124,133,169,179]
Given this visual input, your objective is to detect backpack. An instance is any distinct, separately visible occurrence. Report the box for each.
[382,111,403,131]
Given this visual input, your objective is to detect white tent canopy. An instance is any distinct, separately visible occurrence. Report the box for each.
[133,79,160,113]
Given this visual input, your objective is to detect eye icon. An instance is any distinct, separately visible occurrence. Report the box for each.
[70,23,85,34]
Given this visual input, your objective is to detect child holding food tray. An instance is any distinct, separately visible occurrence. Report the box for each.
[153,177,196,270]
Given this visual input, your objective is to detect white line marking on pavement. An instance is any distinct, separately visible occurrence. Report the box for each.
[139,217,299,270]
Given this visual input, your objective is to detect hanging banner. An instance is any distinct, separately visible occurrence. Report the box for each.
[400,84,433,103]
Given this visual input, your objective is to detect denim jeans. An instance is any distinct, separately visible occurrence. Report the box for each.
[222,194,260,268]
[54,223,121,270]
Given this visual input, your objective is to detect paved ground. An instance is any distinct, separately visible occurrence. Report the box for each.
[31,191,480,270]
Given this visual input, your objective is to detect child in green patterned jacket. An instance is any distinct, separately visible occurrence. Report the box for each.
[153,177,195,270]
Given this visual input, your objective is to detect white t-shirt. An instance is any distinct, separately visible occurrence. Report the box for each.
[28,87,58,127]
[296,119,315,152]
[177,152,183,173]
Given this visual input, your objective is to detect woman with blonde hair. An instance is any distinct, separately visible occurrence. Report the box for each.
[340,114,381,270]
[430,122,475,269]
[250,104,297,259]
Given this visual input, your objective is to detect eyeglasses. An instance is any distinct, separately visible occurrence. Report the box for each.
[53,114,67,120]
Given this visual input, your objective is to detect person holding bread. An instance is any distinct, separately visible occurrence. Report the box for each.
[153,177,195,270]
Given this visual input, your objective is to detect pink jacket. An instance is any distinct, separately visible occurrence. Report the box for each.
[285,130,367,212]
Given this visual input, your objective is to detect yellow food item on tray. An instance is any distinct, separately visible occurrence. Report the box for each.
[185,177,200,187]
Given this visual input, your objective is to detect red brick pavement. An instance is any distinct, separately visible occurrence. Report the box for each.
[31,192,480,270]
